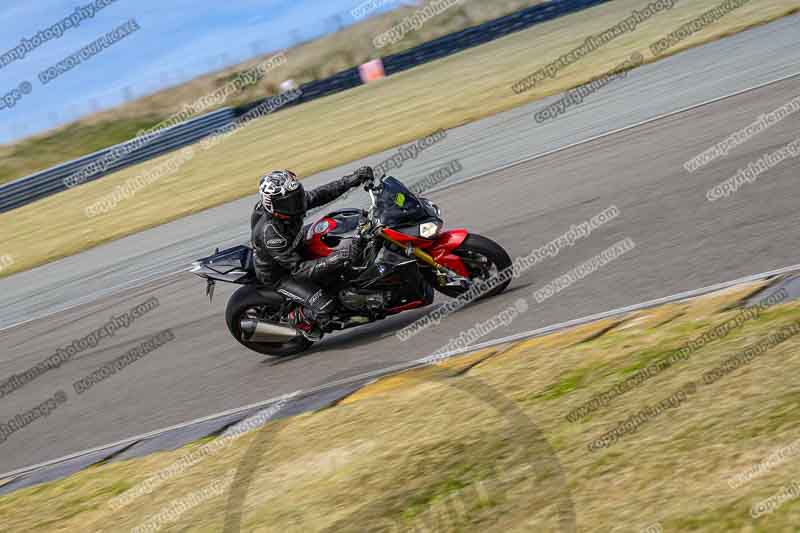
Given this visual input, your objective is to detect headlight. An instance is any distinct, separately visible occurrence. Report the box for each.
[419,222,440,239]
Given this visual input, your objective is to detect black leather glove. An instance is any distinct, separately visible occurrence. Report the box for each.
[328,239,364,274]
[344,166,374,188]
[343,237,363,266]
[293,251,350,282]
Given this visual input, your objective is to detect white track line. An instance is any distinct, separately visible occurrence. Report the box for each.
[0,268,187,335]
[3,262,798,481]
[427,69,800,196]
[1,71,798,334]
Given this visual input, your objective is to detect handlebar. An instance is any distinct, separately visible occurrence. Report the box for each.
[364,166,387,190]
[364,174,379,206]
[361,177,378,229]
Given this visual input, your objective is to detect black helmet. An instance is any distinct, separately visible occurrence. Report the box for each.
[259,170,306,217]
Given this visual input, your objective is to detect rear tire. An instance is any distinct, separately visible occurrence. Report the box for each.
[434,234,512,299]
[225,285,313,357]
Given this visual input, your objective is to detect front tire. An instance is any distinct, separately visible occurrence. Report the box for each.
[434,234,512,299]
[225,285,313,357]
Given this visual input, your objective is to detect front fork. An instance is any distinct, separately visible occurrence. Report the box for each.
[378,230,471,290]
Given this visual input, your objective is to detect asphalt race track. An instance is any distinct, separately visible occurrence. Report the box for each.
[1,16,799,474]
[2,13,799,330]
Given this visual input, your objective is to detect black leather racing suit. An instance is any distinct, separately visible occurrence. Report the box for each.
[250,175,360,319]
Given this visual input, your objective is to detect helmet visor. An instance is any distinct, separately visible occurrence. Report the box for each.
[271,188,307,217]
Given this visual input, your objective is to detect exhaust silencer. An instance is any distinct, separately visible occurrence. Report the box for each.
[240,319,300,343]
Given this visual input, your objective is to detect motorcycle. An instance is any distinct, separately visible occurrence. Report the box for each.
[190,174,512,356]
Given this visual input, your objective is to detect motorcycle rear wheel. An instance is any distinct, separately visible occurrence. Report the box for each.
[225,285,313,357]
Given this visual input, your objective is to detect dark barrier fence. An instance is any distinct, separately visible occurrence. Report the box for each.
[235,0,612,115]
[0,0,611,213]
[0,109,236,213]
[381,0,611,75]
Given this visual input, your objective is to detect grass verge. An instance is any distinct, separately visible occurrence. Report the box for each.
[0,0,797,278]
[3,280,800,531]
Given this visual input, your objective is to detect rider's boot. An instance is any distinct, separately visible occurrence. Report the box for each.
[277,278,336,342]
[287,306,329,342]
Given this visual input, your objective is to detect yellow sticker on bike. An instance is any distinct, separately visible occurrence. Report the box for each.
[395,192,406,207]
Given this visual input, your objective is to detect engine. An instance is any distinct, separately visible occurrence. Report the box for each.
[338,289,391,312]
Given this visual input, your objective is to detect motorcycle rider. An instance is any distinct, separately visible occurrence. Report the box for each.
[251,167,374,340]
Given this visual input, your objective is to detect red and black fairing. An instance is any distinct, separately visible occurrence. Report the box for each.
[381,227,470,278]
[300,177,471,316]
[302,209,362,259]
[305,213,469,277]
[302,209,428,314]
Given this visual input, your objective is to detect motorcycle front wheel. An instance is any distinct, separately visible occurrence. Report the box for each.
[432,234,512,299]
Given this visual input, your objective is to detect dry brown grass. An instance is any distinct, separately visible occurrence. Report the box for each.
[3,281,800,531]
[0,0,796,279]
